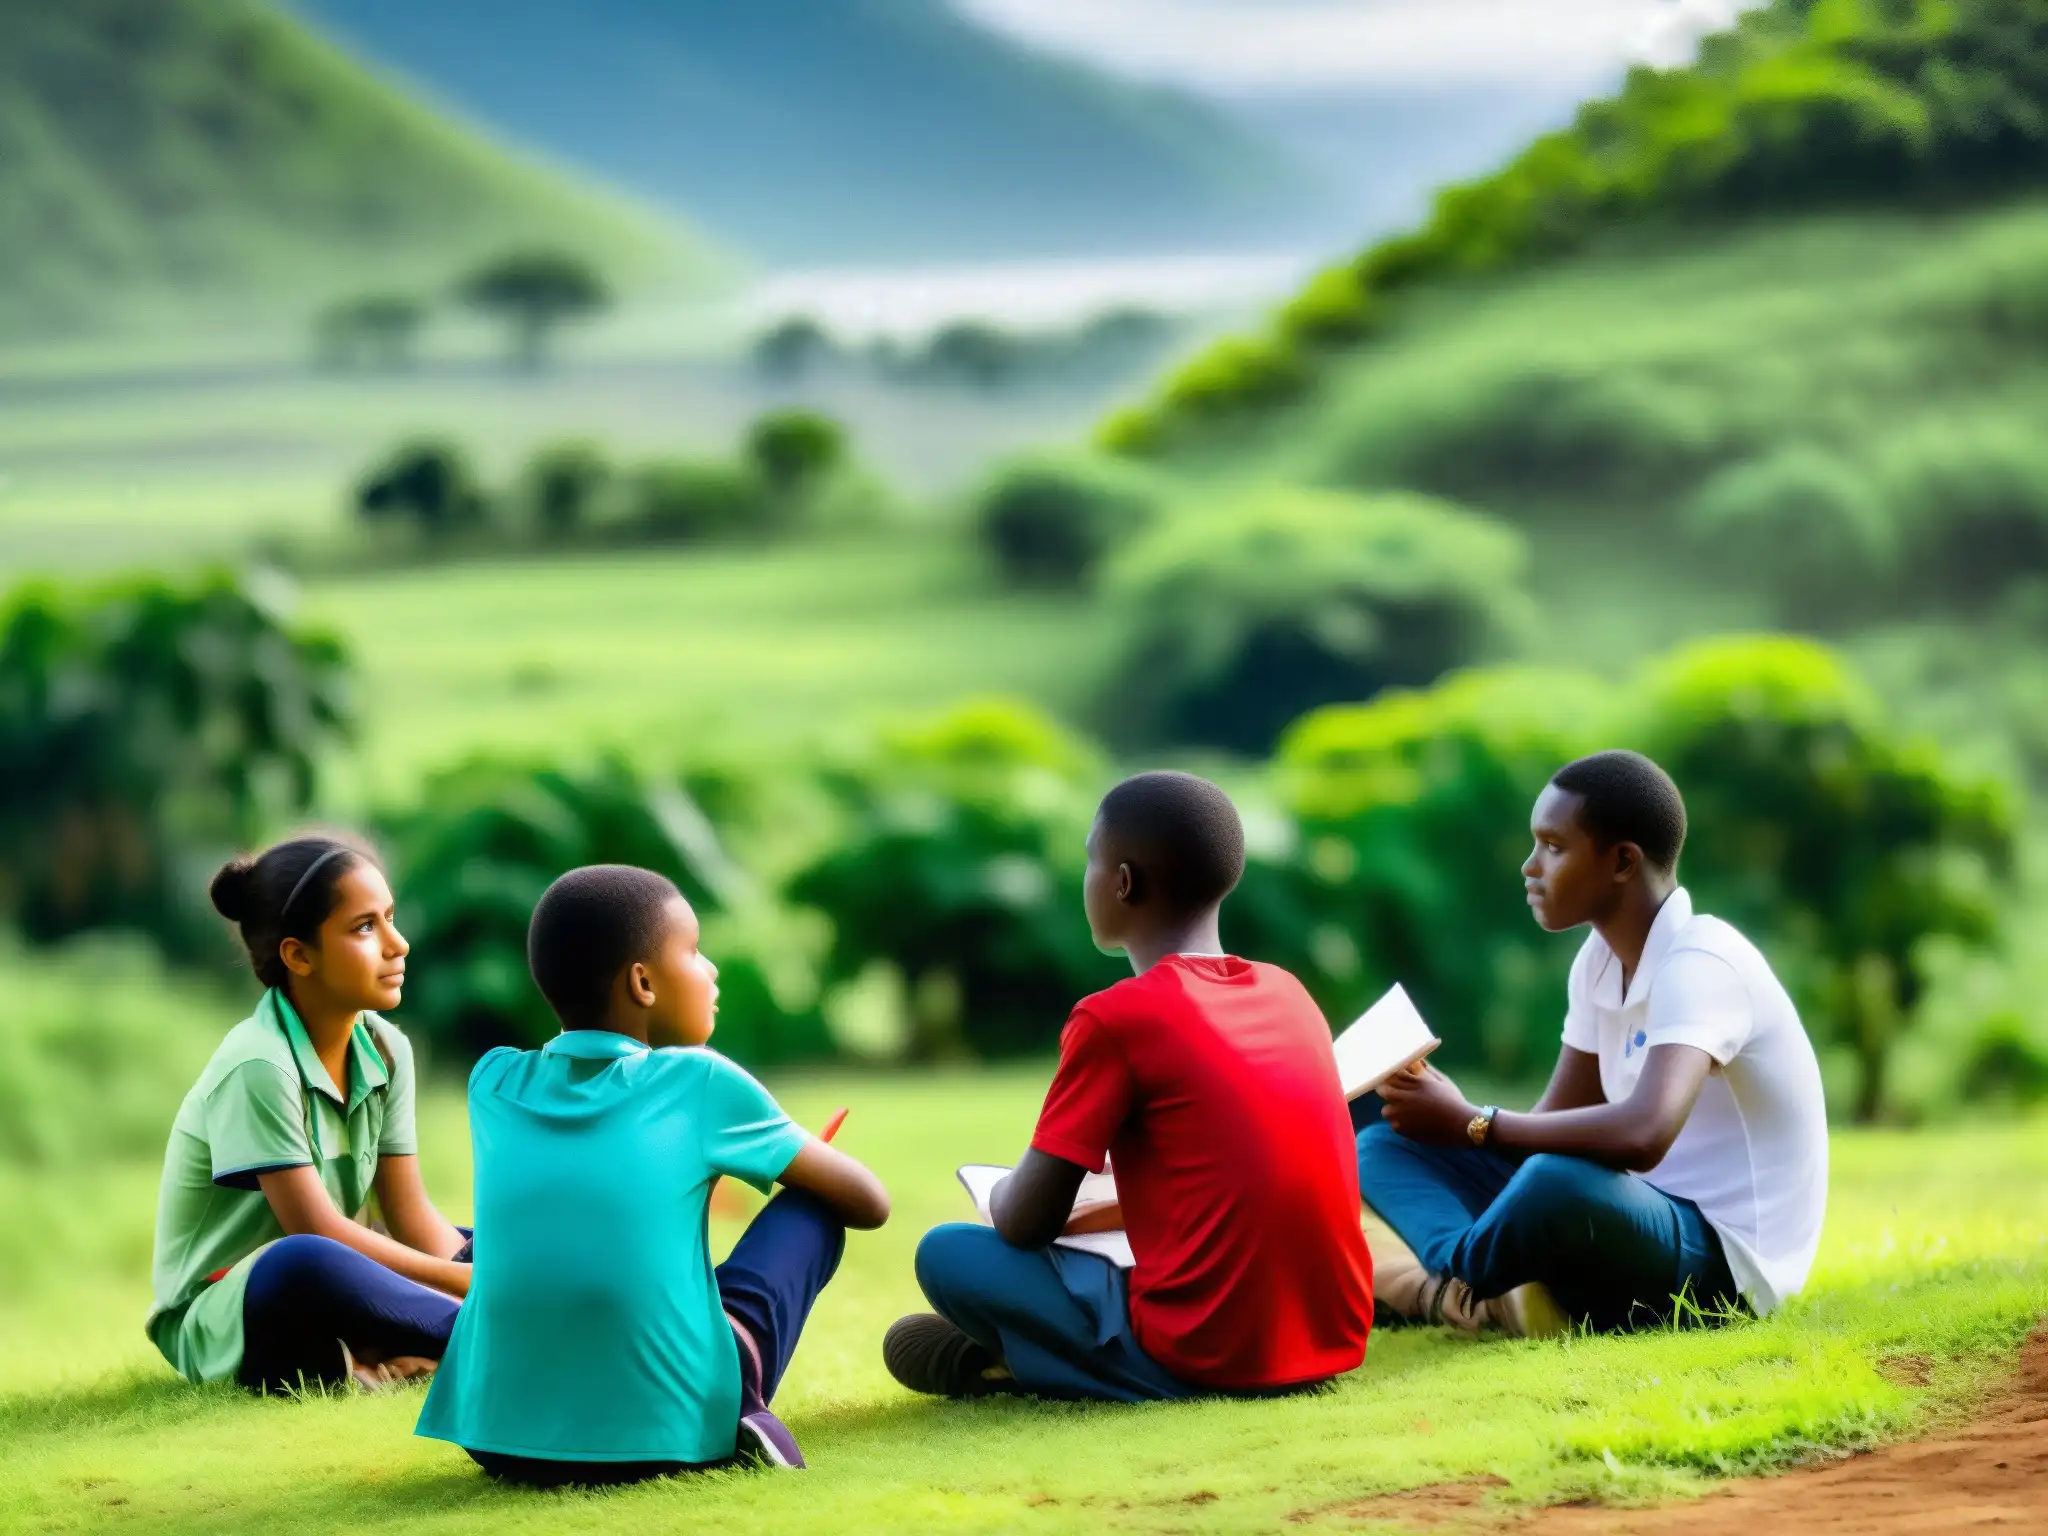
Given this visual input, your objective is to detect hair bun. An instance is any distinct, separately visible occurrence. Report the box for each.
[209,856,258,923]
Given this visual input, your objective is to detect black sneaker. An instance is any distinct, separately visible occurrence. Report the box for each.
[883,1313,1021,1398]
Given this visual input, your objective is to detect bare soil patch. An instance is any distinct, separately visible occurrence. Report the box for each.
[1526,1327,2048,1535]
[1290,1476,1508,1527]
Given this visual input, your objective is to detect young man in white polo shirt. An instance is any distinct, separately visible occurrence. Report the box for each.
[1355,750,1829,1335]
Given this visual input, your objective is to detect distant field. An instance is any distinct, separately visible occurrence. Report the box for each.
[304,534,1115,805]
[2,1071,2043,1534]
[0,341,1141,575]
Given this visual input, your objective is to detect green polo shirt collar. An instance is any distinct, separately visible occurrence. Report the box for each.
[544,1030,651,1062]
[268,991,390,1112]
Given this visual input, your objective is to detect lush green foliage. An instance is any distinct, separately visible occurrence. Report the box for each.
[972,449,1168,588]
[787,700,1121,1059]
[0,0,701,340]
[1636,636,2017,1119]
[381,757,749,1060]
[1267,639,2016,1103]
[1099,488,1533,752]
[1119,0,2048,447]
[0,570,349,949]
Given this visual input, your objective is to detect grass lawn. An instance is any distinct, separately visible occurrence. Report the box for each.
[2,1069,2043,1534]
[302,533,1115,806]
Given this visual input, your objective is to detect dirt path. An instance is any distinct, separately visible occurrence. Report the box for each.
[1315,1330,2046,1534]
[1530,1328,2048,1534]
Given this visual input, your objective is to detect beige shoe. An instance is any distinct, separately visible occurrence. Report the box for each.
[1361,1205,1570,1338]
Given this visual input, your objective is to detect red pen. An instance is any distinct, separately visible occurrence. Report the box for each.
[821,1107,849,1143]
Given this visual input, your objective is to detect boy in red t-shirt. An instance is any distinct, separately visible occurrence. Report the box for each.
[884,771,1374,1402]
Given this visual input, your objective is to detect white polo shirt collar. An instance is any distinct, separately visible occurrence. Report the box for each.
[1589,886,1693,1010]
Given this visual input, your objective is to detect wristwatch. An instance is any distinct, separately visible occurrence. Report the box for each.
[1467,1105,1499,1147]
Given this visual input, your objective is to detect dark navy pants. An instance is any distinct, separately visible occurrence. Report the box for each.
[914,1223,1197,1403]
[473,1189,846,1488]
[238,1234,462,1394]
[1354,1116,1743,1333]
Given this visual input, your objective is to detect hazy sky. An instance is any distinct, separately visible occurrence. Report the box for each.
[952,0,1755,92]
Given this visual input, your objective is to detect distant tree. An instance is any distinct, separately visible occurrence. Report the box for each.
[522,439,611,539]
[753,317,836,382]
[458,250,609,370]
[313,294,426,371]
[355,438,489,536]
[916,321,1022,389]
[0,571,350,949]
[744,410,847,501]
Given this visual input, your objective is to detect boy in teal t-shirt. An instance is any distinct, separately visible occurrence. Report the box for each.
[416,866,890,1482]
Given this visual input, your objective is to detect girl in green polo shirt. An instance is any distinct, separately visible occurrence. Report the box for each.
[147,834,471,1393]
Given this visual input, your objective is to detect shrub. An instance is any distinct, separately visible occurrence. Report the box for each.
[631,459,771,543]
[521,439,612,539]
[1271,668,1610,1077]
[972,450,1168,589]
[1684,445,1897,623]
[1154,334,1309,427]
[1100,488,1534,752]
[1278,262,1383,348]
[383,757,755,1062]
[355,438,490,535]
[1877,422,2048,608]
[1634,635,2016,1122]
[0,569,350,950]
[1382,368,1725,507]
[786,699,1120,1059]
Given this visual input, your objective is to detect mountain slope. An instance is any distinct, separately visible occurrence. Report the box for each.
[0,0,719,339]
[292,0,1328,263]
[1111,0,2048,452]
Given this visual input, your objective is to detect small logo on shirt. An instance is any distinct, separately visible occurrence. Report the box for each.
[1625,1029,1648,1059]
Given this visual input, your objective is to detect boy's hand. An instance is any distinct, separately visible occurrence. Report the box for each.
[1378,1063,1480,1147]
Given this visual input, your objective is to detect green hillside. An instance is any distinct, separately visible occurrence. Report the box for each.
[0,0,720,340]
[1091,0,2048,780]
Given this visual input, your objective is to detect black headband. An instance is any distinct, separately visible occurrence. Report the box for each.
[279,847,351,926]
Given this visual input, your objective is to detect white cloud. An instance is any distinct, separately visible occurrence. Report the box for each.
[951,0,1761,91]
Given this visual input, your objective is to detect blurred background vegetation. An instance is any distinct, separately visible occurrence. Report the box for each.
[7,0,2048,1173]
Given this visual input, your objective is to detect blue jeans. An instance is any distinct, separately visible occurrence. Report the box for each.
[239,1234,462,1393]
[473,1189,845,1487]
[915,1224,1196,1403]
[1354,1120,1742,1333]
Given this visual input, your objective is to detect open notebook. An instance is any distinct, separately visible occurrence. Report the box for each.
[1333,983,1442,1100]
[957,1164,1135,1269]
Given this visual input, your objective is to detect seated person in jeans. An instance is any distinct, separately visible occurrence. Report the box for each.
[1359,751,1828,1336]
[886,771,1374,1401]
[415,865,890,1484]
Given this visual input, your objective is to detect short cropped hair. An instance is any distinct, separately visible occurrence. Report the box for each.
[528,864,683,1030]
[1550,751,1687,872]
[1096,771,1245,916]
